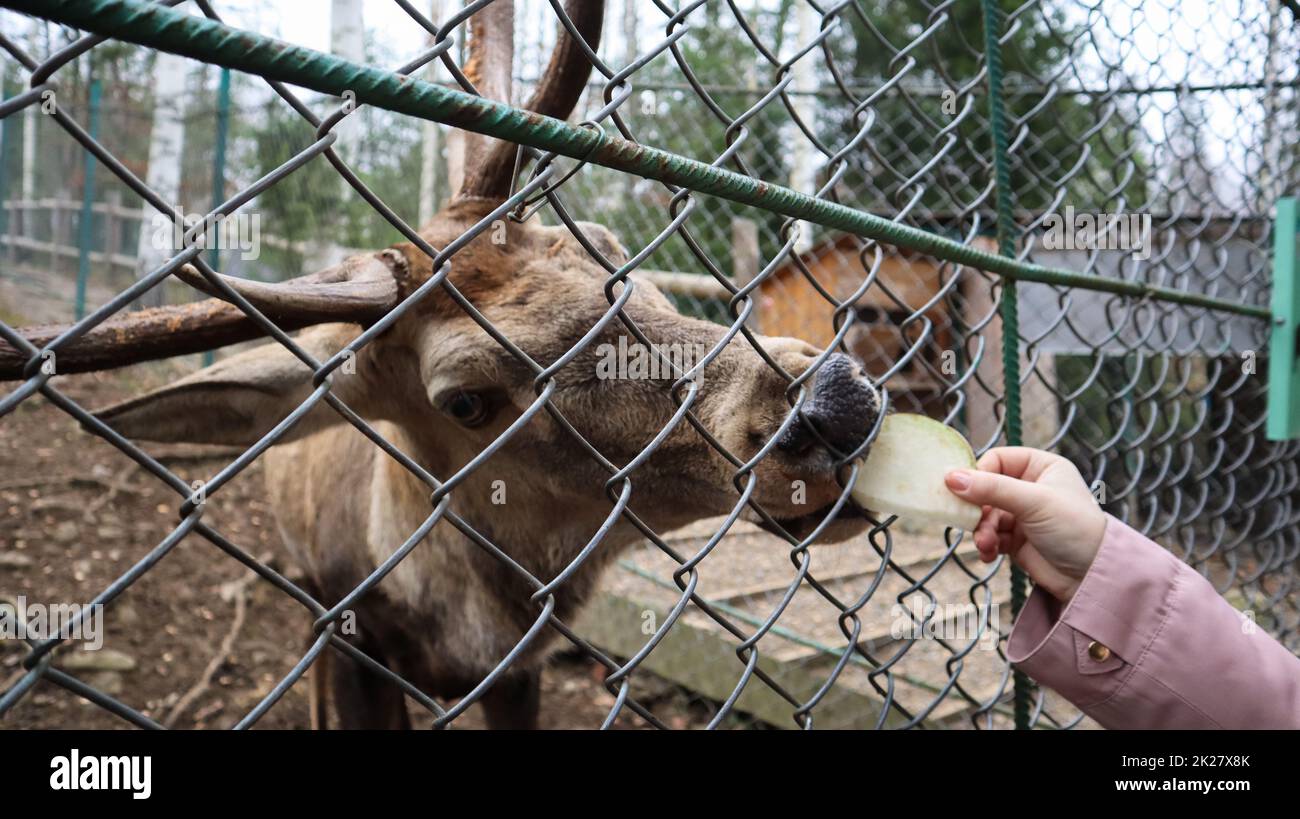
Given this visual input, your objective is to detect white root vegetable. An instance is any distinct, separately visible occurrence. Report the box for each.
[850,413,983,531]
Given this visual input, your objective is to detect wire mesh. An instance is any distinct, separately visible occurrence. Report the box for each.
[0,0,1297,730]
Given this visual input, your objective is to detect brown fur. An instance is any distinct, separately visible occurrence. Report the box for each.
[97,200,877,727]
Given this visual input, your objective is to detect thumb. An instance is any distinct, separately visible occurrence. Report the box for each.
[945,468,1048,521]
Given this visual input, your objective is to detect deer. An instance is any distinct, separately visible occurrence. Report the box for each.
[0,0,881,729]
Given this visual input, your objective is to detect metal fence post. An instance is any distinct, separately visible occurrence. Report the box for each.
[0,72,10,258]
[202,67,230,367]
[1268,197,1299,440]
[75,78,101,320]
[980,0,1032,730]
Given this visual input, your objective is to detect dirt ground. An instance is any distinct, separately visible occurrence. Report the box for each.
[0,361,733,730]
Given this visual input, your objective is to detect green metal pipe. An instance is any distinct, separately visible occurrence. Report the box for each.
[4,0,1272,320]
[980,0,1031,732]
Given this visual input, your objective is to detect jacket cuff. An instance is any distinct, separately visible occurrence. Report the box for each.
[1007,514,1182,708]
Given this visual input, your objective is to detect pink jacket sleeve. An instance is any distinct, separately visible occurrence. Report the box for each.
[1007,514,1300,728]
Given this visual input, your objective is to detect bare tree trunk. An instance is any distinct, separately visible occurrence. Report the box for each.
[133,52,187,308]
[788,1,818,254]
[619,0,637,200]
[450,0,514,198]
[105,188,121,287]
[418,0,446,223]
[1259,0,1284,210]
[330,0,366,148]
[731,216,759,285]
[19,21,40,247]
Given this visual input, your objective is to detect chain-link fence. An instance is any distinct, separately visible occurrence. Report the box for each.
[0,0,1297,730]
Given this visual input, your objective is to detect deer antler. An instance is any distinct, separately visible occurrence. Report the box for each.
[458,0,605,200]
[0,251,405,380]
[168,252,401,323]
[0,1,604,380]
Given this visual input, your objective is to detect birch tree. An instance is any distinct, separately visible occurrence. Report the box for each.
[133,51,187,308]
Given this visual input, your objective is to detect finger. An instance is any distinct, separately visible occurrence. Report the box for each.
[974,447,1059,483]
[975,528,999,559]
[1009,520,1028,553]
[985,510,1021,555]
[974,510,1003,554]
[998,532,1017,554]
[975,507,1002,537]
[945,468,1051,522]
[993,508,1017,534]
[1010,540,1050,574]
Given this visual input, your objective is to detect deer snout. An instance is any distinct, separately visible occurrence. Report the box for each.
[776,353,880,459]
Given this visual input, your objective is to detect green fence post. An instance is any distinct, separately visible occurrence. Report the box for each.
[1267,197,1299,440]
[0,72,12,258]
[208,67,229,273]
[75,79,102,320]
[980,0,1032,730]
[202,67,230,367]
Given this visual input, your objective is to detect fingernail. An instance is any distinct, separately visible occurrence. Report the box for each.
[945,469,972,492]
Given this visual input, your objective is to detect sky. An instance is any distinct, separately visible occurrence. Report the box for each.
[1,0,1293,208]
[0,1,1280,102]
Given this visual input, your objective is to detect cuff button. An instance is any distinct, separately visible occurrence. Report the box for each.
[1087,640,1111,662]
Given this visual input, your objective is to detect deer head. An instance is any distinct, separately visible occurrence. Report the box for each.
[0,0,880,568]
[91,200,879,540]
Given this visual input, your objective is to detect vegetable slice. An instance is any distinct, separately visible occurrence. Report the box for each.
[850,413,982,530]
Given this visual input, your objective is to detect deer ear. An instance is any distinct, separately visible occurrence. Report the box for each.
[95,326,355,446]
[543,221,629,268]
[574,222,629,267]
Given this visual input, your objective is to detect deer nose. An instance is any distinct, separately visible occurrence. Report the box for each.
[776,353,880,459]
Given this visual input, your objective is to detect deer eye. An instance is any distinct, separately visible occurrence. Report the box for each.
[443,391,489,427]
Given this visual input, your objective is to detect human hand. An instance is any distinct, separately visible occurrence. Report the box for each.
[944,447,1107,603]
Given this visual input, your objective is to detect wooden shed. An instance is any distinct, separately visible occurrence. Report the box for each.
[749,234,959,414]
[644,228,1017,445]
